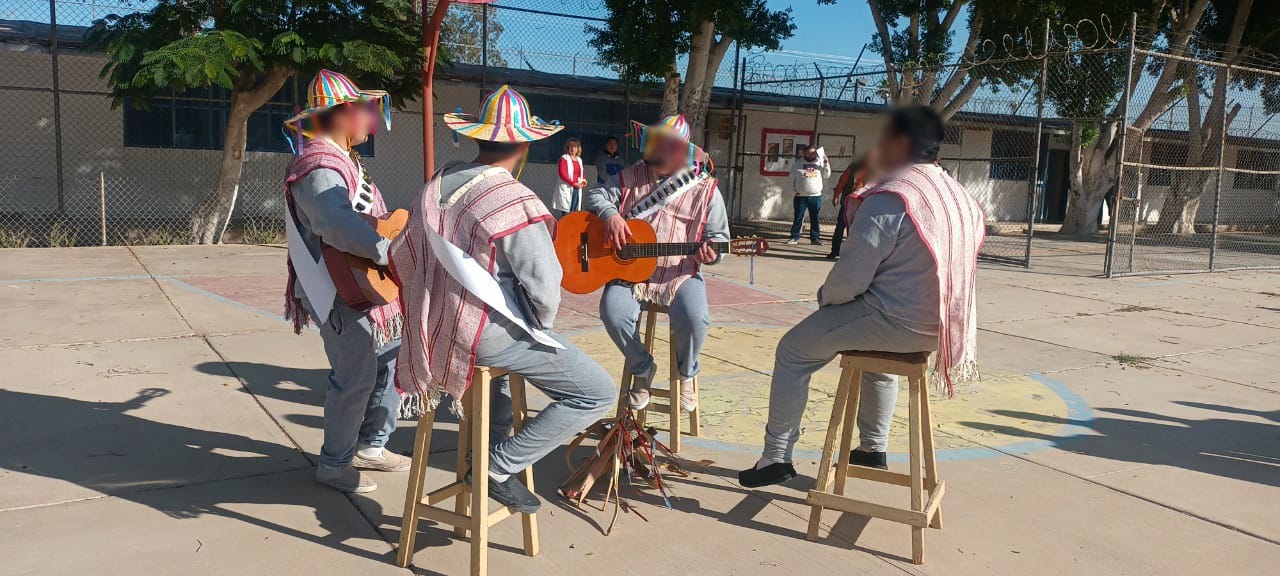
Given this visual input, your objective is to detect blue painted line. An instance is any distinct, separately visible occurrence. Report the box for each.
[671,372,1094,463]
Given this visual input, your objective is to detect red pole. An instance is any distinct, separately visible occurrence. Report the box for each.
[422,0,453,181]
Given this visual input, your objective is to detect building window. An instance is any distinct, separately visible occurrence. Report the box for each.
[123,80,373,156]
[944,125,963,145]
[989,129,1033,181]
[1144,141,1187,186]
[1233,149,1280,190]
[518,92,659,164]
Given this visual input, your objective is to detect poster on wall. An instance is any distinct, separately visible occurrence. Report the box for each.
[760,128,813,176]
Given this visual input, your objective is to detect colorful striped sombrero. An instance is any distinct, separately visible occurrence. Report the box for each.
[631,114,713,172]
[444,85,563,143]
[284,69,391,133]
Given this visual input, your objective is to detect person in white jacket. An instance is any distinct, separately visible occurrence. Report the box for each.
[787,145,831,245]
[553,138,587,217]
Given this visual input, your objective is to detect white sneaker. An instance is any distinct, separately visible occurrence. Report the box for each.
[678,378,698,412]
[785,239,799,245]
[627,364,657,410]
[316,465,377,493]
[353,449,412,472]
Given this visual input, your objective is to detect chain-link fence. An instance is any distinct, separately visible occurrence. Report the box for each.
[1108,23,1280,275]
[730,28,1064,266]
[4,3,1278,275]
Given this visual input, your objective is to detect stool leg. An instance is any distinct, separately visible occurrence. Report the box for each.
[508,375,539,557]
[806,362,856,541]
[908,375,925,565]
[833,370,862,497]
[638,310,659,428]
[454,390,473,539]
[470,371,492,576]
[919,373,942,530]
[616,366,633,417]
[668,333,681,453]
[396,408,437,568]
[688,375,701,437]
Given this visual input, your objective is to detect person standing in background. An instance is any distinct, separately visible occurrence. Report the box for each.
[787,145,830,246]
[827,151,877,260]
[595,136,625,185]
[554,138,588,217]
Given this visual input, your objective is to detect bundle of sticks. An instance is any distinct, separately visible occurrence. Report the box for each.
[559,409,689,534]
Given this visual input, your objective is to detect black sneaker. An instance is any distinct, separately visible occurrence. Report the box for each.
[825,253,839,260]
[849,449,888,470]
[810,239,823,246]
[738,462,798,488]
[465,468,542,514]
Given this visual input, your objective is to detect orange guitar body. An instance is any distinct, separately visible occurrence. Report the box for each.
[554,211,657,294]
[322,208,410,309]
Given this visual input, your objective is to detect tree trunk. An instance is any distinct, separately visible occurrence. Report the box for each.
[660,68,681,118]
[188,68,290,244]
[1060,122,1117,237]
[678,26,732,146]
[1151,0,1250,234]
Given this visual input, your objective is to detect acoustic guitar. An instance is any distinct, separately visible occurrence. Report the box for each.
[322,208,410,309]
[554,211,769,294]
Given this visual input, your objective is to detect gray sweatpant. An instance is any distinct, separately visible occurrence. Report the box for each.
[763,297,936,462]
[304,296,402,469]
[600,275,710,379]
[474,317,616,477]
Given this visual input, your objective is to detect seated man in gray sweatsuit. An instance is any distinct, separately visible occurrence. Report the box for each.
[741,107,982,488]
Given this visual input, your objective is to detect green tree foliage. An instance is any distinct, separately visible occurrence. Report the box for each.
[86,0,426,244]
[590,0,795,142]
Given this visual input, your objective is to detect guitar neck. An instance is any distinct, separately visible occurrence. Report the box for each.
[618,241,728,259]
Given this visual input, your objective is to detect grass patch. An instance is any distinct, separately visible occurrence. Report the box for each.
[0,227,32,248]
[112,228,189,246]
[1111,352,1155,369]
[237,220,285,245]
[45,222,77,248]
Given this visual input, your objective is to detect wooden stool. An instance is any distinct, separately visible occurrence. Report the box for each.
[396,367,538,576]
[806,351,943,565]
[614,305,700,452]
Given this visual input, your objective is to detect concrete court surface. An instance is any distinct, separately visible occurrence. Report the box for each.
[1,238,1278,576]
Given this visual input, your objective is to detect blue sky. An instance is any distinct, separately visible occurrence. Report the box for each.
[768,0,879,63]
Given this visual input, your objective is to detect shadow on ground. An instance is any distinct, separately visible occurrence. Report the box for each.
[958,402,1280,488]
[0,387,396,563]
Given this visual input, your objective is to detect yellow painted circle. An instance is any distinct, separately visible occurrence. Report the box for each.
[568,325,1071,456]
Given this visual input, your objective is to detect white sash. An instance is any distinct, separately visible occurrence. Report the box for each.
[285,211,337,323]
[424,224,563,349]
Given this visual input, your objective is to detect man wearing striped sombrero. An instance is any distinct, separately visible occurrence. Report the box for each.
[281,70,408,494]
[391,86,615,513]
[583,114,730,413]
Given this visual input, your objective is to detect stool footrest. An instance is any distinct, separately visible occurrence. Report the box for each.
[922,480,946,521]
[420,505,471,528]
[843,465,914,487]
[423,482,468,506]
[807,487,943,528]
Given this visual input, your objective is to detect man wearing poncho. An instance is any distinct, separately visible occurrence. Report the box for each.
[391,85,614,513]
[281,70,408,494]
[741,106,986,488]
[584,114,730,414]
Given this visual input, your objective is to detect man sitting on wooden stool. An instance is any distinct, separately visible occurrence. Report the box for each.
[391,86,615,513]
[739,106,986,488]
[583,115,729,412]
